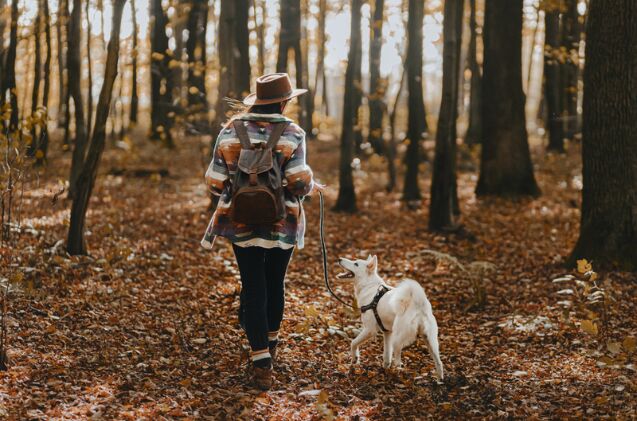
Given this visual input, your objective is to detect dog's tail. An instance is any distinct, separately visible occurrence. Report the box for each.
[392,280,444,380]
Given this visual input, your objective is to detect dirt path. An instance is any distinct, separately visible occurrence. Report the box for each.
[1,134,635,419]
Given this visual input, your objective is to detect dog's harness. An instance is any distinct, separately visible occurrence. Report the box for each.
[360,285,392,332]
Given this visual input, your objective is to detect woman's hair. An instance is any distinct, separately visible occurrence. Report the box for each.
[248,102,284,114]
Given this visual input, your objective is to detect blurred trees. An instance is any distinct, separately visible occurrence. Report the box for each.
[150,0,175,146]
[368,0,385,155]
[464,0,481,146]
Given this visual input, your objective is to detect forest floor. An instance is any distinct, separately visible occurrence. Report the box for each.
[1,128,636,420]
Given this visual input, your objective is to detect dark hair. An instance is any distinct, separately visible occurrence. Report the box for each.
[248,102,284,114]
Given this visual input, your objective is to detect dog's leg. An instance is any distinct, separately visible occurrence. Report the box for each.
[391,340,403,368]
[382,332,393,368]
[350,327,374,364]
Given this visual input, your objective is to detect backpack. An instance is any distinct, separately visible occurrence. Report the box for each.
[230,120,289,225]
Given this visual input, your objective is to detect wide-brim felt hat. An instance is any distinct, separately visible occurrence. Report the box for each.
[242,73,308,106]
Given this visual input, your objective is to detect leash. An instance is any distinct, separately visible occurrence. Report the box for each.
[318,190,355,309]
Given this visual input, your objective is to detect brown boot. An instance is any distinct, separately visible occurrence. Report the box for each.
[250,365,273,391]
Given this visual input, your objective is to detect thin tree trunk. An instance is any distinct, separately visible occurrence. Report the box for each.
[568,0,637,271]
[68,0,127,255]
[402,0,426,204]
[186,0,209,133]
[29,1,43,154]
[277,0,311,132]
[301,0,314,139]
[1,0,20,131]
[129,0,138,125]
[387,55,407,193]
[334,0,362,213]
[86,0,93,135]
[150,0,175,146]
[476,0,540,197]
[465,0,482,145]
[544,7,564,152]
[68,0,89,199]
[252,0,265,76]
[562,0,581,140]
[430,0,464,230]
[36,0,52,164]
[213,0,250,136]
[314,0,328,116]
[57,0,69,130]
[368,0,385,154]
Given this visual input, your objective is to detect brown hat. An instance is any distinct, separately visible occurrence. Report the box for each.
[242,73,308,106]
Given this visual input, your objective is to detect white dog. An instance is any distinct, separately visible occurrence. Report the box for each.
[337,255,444,380]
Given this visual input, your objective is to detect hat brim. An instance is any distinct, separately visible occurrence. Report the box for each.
[242,88,308,106]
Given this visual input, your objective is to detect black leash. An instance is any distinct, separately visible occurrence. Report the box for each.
[318,190,355,309]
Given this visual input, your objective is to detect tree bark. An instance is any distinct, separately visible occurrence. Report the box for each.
[1,0,20,131]
[476,0,539,197]
[430,0,464,230]
[544,7,564,152]
[35,0,52,164]
[150,0,175,146]
[465,0,482,145]
[57,0,69,130]
[29,0,43,152]
[186,0,209,133]
[368,0,385,155]
[402,0,427,204]
[568,0,637,271]
[129,0,139,125]
[86,0,93,135]
[276,0,312,134]
[562,0,581,140]
[314,0,329,116]
[252,0,266,76]
[214,0,250,135]
[68,0,127,255]
[68,0,89,199]
[334,0,362,213]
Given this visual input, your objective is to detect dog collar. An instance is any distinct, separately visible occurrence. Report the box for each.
[360,285,392,332]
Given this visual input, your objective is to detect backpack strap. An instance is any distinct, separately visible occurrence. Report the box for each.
[233,120,253,150]
[266,122,290,149]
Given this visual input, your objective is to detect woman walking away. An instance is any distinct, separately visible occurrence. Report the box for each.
[201,73,316,390]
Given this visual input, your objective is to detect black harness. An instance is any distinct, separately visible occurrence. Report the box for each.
[360,285,392,332]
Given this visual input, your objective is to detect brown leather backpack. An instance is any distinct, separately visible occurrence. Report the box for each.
[230,120,289,225]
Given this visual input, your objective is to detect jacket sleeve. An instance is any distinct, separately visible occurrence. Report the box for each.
[204,135,229,196]
[284,130,315,196]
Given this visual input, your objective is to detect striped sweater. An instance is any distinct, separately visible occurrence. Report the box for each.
[201,113,315,250]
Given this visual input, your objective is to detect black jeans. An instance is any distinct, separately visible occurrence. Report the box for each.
[232,245,293,352]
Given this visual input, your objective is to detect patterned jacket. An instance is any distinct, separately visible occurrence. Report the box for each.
[201,113,314,250]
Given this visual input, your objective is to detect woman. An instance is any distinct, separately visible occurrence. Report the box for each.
[201,73,315,390]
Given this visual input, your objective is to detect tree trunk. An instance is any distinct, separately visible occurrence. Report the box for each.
[276,0,312,133]
[214,0,250,135]
[129,0,139,125]
[186,0,209,133]
[150,0,175,146]
[86,0,93,135]
[562,0,581,140]
[368,0,385,155]
[314,0,329,116]
[252,0,266,76]
[301,0,314,139]
[544,7,564,152]
[430,0,464,230]
[29,0,43,153]
[387,54,407,193]
[36,0,52,164]
[1,0,20,131]
[334,0,362,213]
[568,0,637,271]
[68,0,126,256]
[57,0,69,130]
[476,0,539,197]
[402,0,426,204]
[68,0,89,199]
[465,0,482,145]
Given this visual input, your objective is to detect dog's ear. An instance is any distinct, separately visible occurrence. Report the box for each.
[366,255,378,274]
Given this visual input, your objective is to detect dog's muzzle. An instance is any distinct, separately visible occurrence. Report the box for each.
[336,260,355,279]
